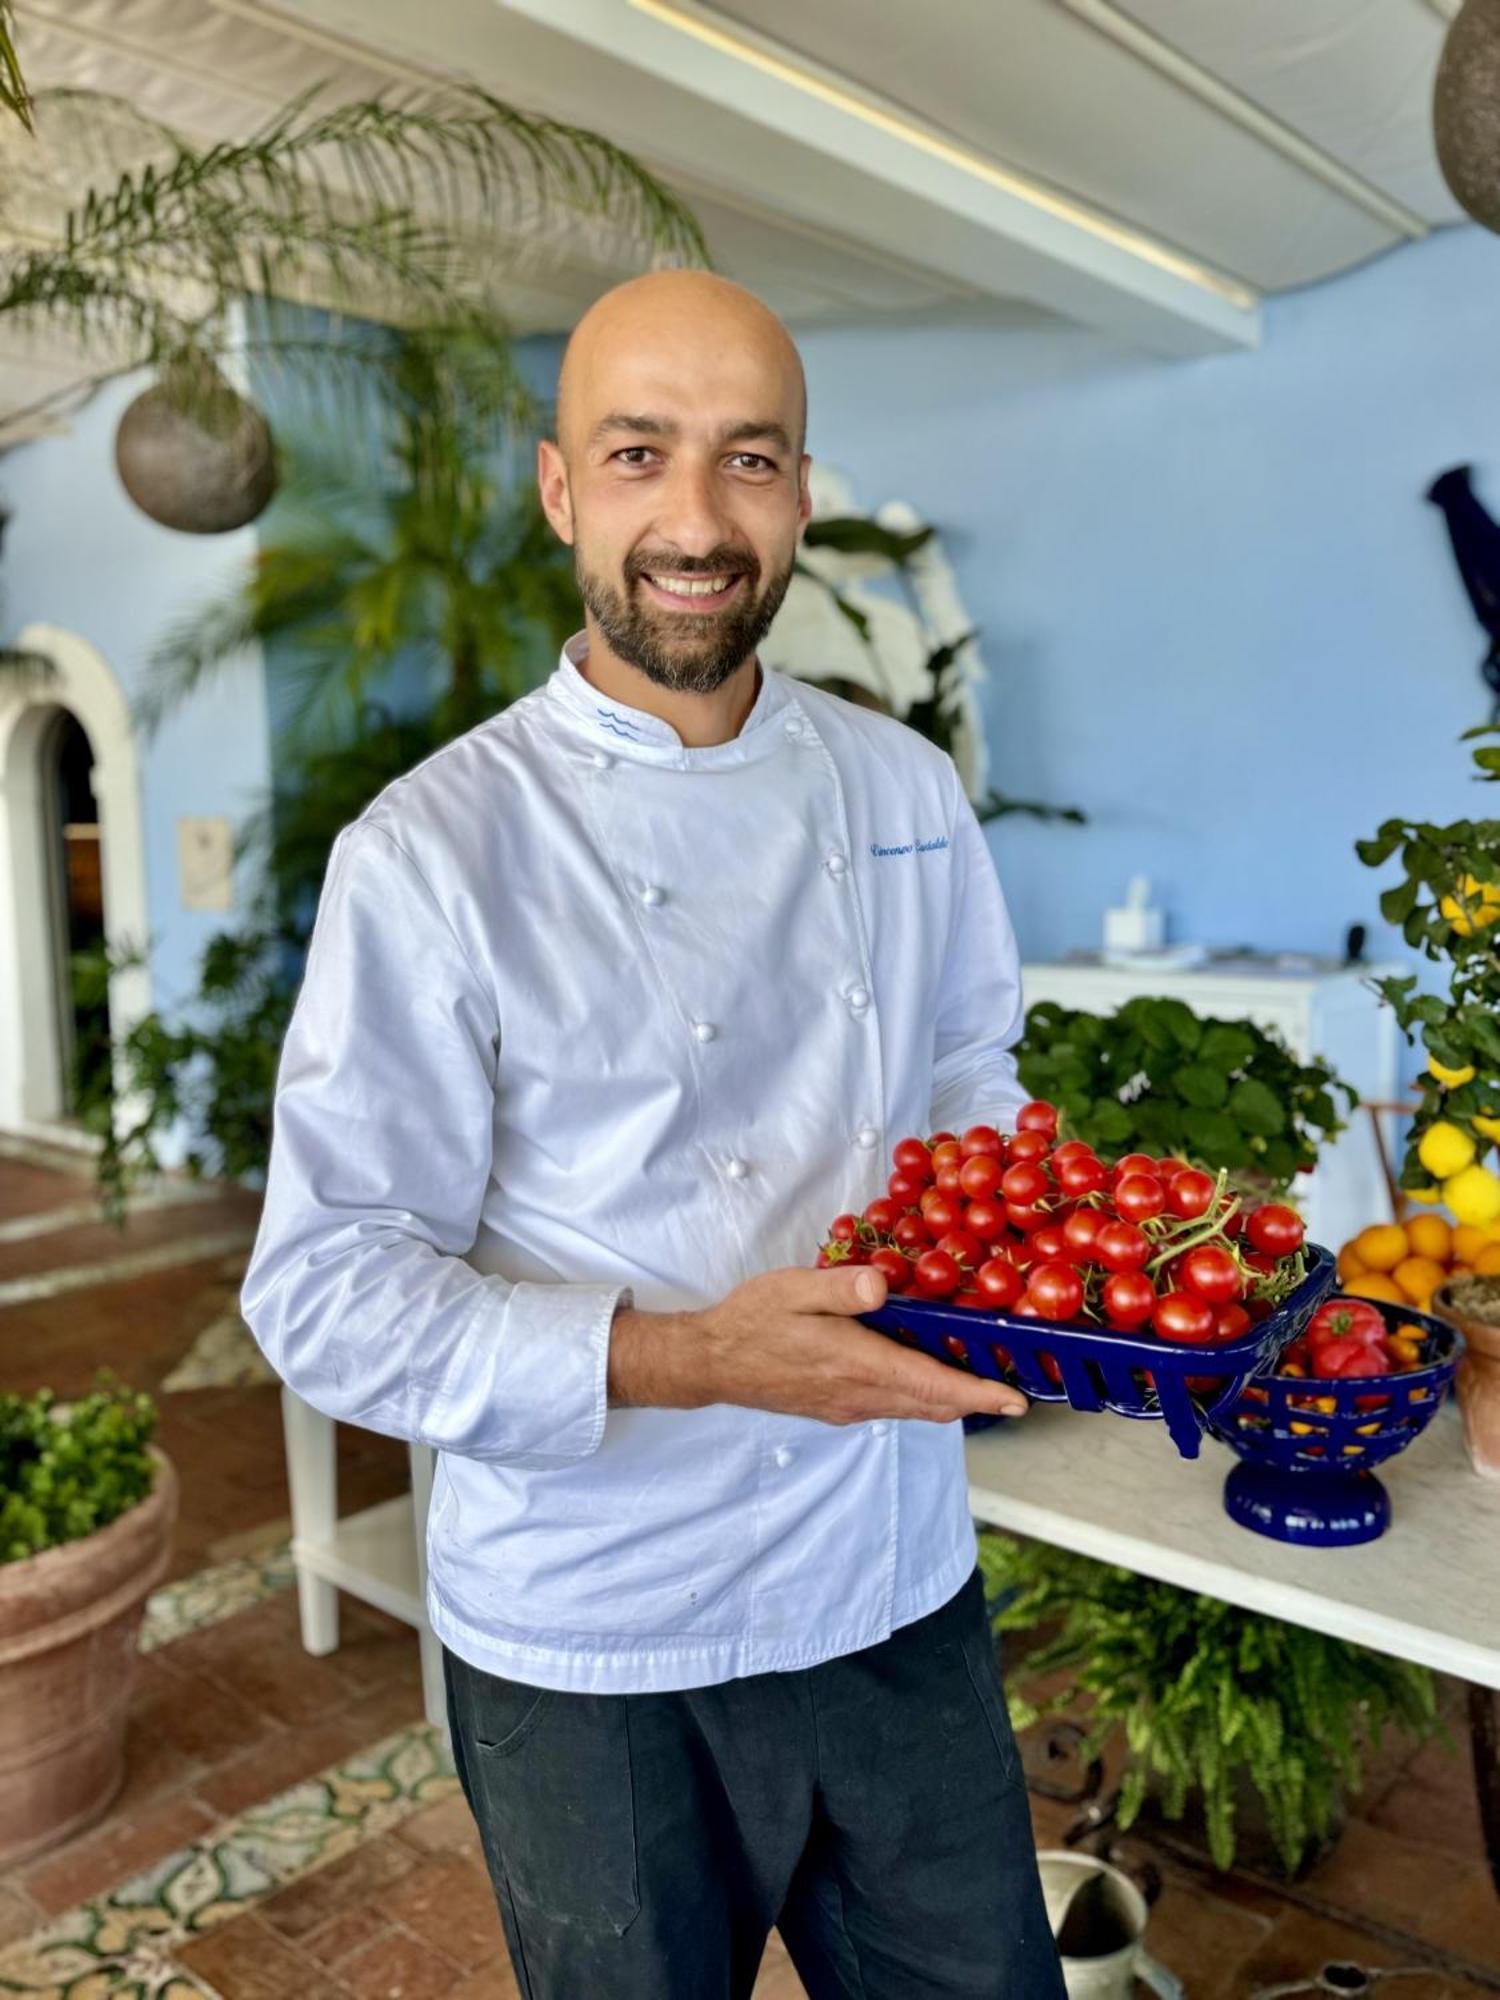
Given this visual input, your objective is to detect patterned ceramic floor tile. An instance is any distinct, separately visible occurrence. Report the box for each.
[0,1726,458,1997]
[138,1544,294,1655]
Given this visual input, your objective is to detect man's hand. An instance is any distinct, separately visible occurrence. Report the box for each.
[608,1264,1030,1425]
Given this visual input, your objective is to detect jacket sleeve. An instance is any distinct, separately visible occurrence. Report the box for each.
[239,818,632,1469]
[927,765,1032,1140]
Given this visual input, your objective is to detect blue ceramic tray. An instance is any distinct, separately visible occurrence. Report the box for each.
[858,1244,1337,1459]
[1202,1299,1463,1545]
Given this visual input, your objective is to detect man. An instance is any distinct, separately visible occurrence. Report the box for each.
[241,269,1064,1999]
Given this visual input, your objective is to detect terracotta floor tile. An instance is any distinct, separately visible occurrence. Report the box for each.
[255,1833,420,1944]
[131,1650,281,1773]
[381,1854,507,1970]
[1365,1732,1488,1864]
[301,1903,399,1969]
[0,1882,44,1949]
[1303,1817,1489,1945]
[1415,1863,1500,1971]
[395,1796,483,1859]
[177,1909,349,1999]
[1235,1906,1457,1997]
[336,1921,466,1999]
[443,1965,524,2000]
[17,1791,220,1915]
[190,1714,364,1818]
[1140,1874,1275,2000]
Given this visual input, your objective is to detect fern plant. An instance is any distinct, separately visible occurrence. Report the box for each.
[978,1531,1442,1874]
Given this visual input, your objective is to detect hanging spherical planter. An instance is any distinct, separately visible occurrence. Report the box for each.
[1434,0,1500,235]
[114,354,277,534]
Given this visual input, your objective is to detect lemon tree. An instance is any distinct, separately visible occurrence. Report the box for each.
[1358,723,1500,1212]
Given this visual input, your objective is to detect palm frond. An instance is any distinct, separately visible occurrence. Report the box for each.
[0,4,32,134]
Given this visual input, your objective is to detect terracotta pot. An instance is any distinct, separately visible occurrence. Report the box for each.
[0,1446,178,1869]
[1432,1283,1500,1481]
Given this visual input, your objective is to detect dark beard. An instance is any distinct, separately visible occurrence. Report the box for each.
[575,544,796,694]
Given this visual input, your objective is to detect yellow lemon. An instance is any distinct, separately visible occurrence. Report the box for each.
[1443,1162,1500,1227]
[1476,1243,1500,1277]
[1474,1114,1500,1143]
[1419,1121,1477,1179]
[1454,1223,1490,1264]
[1353,1224,1408,1273]
[1344,1273,1406,1305]
[1428,1054,1477,1088]
[1393,1254,1446,1308]
[1403,1184,1443,1205]
[1403,1214,1452,1263]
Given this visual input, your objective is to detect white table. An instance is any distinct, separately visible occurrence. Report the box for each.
[964,1399,1500,1887]
[280,1389,446,1731]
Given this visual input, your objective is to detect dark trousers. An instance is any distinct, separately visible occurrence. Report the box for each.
[441,1566,1067,1999]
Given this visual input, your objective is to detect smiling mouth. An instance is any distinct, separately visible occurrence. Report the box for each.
[638,571,746,612]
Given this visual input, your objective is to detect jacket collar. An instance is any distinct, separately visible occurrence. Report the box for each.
[544,628,803,768]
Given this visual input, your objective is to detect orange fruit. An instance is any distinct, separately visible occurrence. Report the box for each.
[1393,1255,1447,1308]
[1475,1243,1500,1277]
[1354,1224,1408,1273]
[1344,1273,1405,1305]
[1453,1224,1490,1266]
[1404,1214,1452,1263]
[1337,1242,1366,1283]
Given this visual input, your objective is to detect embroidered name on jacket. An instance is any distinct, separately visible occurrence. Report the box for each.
[869,836,950,858]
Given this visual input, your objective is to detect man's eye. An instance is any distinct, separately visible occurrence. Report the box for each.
[613,447,654,466]
[730,453,773,471]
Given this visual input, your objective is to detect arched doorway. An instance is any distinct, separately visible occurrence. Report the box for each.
[0,626,152,1140]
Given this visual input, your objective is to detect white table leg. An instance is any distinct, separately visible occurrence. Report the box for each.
[281,1385,340,1656]
[407,1442,447,1737]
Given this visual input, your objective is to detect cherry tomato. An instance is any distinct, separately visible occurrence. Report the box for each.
[934,1163,965,1196]
[1050,1141,1096,1169]
[1102,1271,1157,1329]
[1152,1291,1216,1344]
[1166,1168,1215,1220]
[920,1192,962,1236]
[1062,1207,1105,1261]
[1112,1153,1159,1182]
[887,1170,925,1208]
[892,1137,934,1182]
[1114,1173,1166,1224]
[1056,1154,1109,1199]
[869,1246,914,1291]
[1156,1156,1192,1179]
[1246,1204,1305,1256]
[1095,1219,1152,1273]
[1242,1249,1279,1276]
[1217,1199,1246,1239]
[935,1229,984,1270]
[943,1333,969,1361]
[1029,1225,1072,1265]
[952,1288,989,1310]
[1028,1262,1084,1321]
[1006,1201,1051,1235]
[927,1131,957,1148]
[930,1140,963,1175]
[914,1249,962,1298]
[893,1213,928,1253]
[961,1197,1007,1242]
[1012,1297,1044,1320]
[977,1255,1024,1308]
[829,1213,861,1243]
[862,1196,900,1235]
[1016,1101,1059,1138]
[958,1154,1005,1200]
[1211,1303,1253,1342]
[961,1123,1005,1159]
[1177,1245,1243,1306]
[1001,1161,1049,1206]
[1005,1131,1051,1164]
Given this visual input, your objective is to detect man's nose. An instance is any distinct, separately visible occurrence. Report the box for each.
[653,457,738,558]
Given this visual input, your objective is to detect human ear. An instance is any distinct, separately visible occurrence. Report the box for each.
[537,438,575,547]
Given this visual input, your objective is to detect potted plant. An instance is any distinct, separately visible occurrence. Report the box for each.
[978,1532,1442,1876]
[1015,994,1355,1195]
[0,1374,176,1869]
[1356,722,1500,1473]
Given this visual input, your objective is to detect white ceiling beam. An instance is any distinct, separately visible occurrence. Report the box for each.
[494,0,1261,357]
[1055,0,1429,242]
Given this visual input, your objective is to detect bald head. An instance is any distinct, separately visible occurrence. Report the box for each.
[555,269,807,462]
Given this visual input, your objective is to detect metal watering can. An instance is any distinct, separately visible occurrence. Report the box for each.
[1038,1851,1183,2000]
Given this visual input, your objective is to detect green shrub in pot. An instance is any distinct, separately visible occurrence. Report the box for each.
[0,1372,158,1564]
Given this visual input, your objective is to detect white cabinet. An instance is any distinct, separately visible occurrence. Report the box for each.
[1019,958,1408,1253]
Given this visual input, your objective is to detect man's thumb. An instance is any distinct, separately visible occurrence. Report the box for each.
[852,1265,887,1309]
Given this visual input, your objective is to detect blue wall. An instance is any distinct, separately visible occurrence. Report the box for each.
[791,225,1500,977]
[1,368,272,1018]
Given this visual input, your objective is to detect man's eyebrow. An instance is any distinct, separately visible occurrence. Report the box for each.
[588,412,793,453]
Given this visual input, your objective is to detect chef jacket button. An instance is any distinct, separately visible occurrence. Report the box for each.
[773,1445,795,1469]
[693,1020,718,1043]
[825,852,847,877]
[847,985,870,1012]
[592,750,613,769]
[855,1125,879,1150]
[783,717,803,738]
[870,1421,889,1439]
[726,1155,749,1180]
[641,884,664,907]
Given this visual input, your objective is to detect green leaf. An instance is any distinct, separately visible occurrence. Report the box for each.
[1197,1023,1257,1072]
[1175,1063,1230,1110]
[1379,880,1419,925]
[1181,1108,1243,1166]
[1229,1079,1287,1138]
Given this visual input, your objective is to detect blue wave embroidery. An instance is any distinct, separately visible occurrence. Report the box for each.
[597,710,645,740]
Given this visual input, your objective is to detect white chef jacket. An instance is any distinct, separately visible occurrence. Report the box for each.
[240,628,1030,1694]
